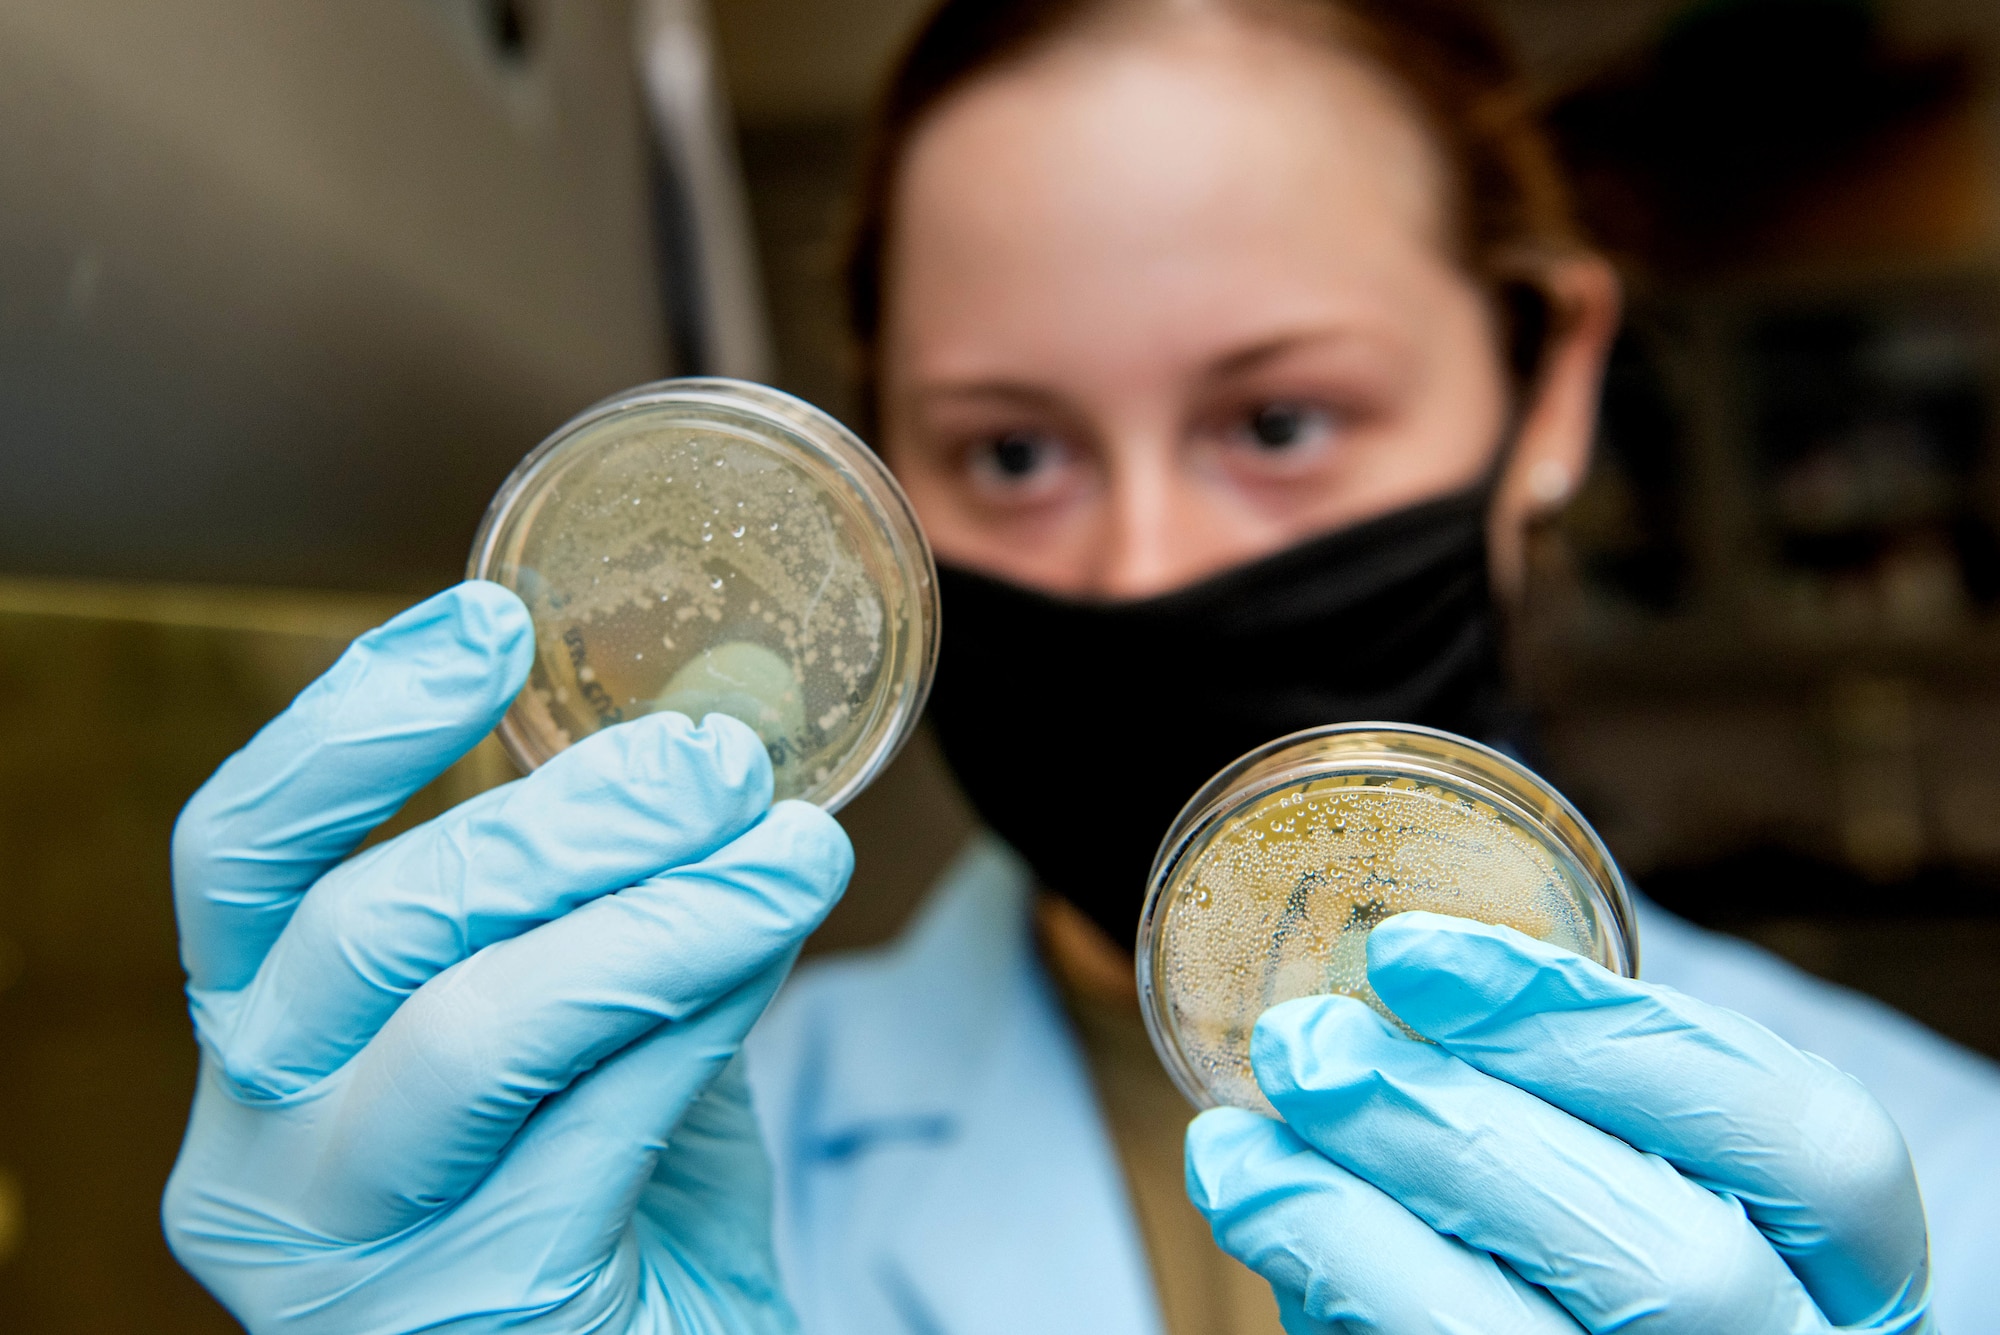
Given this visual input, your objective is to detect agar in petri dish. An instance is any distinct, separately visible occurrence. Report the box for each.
[468,378,939,811]
[1137,723,1637,1113]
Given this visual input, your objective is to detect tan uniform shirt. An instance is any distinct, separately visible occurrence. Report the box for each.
[1054,972,1286,1335]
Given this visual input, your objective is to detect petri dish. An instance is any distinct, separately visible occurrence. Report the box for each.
[1137,722,1637,1112]
[468,377,939,812]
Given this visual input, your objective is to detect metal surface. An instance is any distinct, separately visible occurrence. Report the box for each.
[0,0,672,590]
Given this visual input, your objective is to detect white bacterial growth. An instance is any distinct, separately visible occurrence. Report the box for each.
[495,417,893,800]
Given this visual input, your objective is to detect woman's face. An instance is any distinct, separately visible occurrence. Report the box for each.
[877,11,1617,599]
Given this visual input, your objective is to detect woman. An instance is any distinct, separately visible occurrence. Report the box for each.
[161,1,2000,1332]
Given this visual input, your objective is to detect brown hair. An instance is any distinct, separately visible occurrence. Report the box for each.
[845,0,1584,427]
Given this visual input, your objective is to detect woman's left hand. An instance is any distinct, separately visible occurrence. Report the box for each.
[1183,913,1935,1334]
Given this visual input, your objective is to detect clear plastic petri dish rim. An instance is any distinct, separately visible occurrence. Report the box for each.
[467,377,940,814]
[1136,721,1638,1112]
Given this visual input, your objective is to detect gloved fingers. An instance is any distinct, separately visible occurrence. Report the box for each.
[1253,996,1834,1335]
[259,979,790,1333]
[309,800,848,1238]
[486,1053,797,1332]
[630,1057,794,1319]
[213,709,776,1095]
[379,964,793,1295]
[1366,913,1929,1328]
[172,582,533,994]
[1186,1106,1582,1335]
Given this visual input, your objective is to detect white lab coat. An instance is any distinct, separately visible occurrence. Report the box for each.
[747,836,2000,1334]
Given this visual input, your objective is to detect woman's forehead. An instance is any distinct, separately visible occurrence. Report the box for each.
[896,9,1448,245]
[884,9,1466,382]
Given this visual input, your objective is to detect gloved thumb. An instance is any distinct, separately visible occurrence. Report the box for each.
[174,581,532,993]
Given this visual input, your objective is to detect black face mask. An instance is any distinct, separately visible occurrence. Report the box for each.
[925,486,1517,949]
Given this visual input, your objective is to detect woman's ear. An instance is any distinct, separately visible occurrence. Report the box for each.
[1487,254,1622,601]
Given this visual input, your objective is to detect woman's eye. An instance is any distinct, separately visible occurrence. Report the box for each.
[1242,402,1334,452]
[990,431,1045,476]
[970,430,1067,486]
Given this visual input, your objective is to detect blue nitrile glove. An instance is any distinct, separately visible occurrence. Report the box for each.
[162,582,853,1334]
[1186,912,1933,1334]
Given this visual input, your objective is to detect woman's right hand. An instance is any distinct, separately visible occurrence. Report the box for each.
[1184,915,1933,1334]
[162,582,851,1334]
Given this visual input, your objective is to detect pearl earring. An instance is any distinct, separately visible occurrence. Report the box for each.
[1527,458,1571,506]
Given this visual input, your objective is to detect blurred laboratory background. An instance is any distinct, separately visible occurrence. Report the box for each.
[2,0,1999,1327]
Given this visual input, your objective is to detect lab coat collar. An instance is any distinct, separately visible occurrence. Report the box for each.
[836,837,1161,1335]
[793,838,1033,1135]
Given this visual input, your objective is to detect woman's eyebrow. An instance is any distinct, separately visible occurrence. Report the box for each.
[904,380,1067,411]
[1204,327,1402,380]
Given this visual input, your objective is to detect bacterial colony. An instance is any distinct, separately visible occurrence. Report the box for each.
[504,420,888,801]
[1156,774,1605,1112]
